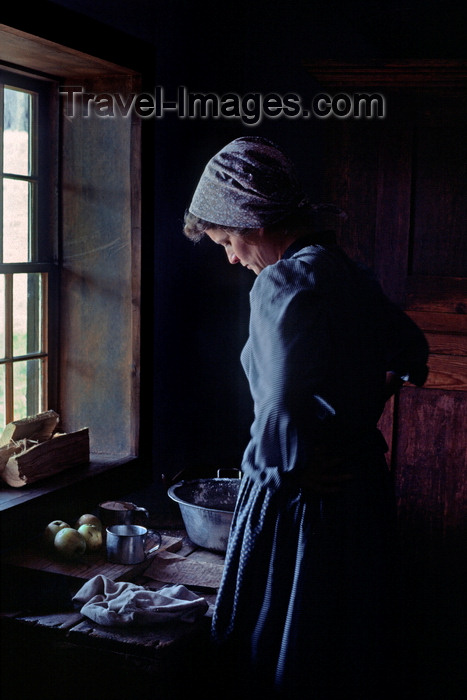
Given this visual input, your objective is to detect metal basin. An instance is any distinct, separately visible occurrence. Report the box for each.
[167,478,241,552]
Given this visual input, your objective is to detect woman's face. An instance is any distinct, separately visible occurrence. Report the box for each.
[205,228,283,275]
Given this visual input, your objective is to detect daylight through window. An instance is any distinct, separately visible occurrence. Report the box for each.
[0,73,53,426]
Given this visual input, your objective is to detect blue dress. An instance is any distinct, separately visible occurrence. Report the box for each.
[211,240,429,698]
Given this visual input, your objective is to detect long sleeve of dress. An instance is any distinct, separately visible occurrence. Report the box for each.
[241,259,331,484]
[239,245,429,487]
[379,293,429,386]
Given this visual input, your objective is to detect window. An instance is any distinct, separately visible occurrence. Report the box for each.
[0,71,56,426]
[0,18,147,521]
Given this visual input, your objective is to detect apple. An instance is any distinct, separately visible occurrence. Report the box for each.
[53,527,86,560]
[77,524,103,552]
[74,513,103,532]
[43,520,70,548]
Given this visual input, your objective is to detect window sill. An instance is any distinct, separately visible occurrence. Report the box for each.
[0,455,152,548]
[0,456,139,512]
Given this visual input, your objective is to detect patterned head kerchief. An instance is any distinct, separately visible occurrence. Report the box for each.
[188,136,309,228]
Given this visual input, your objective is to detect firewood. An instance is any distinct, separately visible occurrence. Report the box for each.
[0,410,60,447]
[0,417,89,488]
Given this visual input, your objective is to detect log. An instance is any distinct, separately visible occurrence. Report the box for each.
[0,428,90,488]
[0,410,59,447]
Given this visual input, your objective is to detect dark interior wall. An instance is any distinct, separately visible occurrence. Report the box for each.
[138,0,467,483]
[144,2,338,478]
[41,0,358,481]
[11,1,467,484]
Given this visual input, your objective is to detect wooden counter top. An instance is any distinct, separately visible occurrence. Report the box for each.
[1,530,226,700]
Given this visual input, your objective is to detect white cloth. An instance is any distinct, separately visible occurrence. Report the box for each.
[73,574,208,627]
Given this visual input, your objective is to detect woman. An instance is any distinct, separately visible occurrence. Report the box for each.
[183,137,429,699]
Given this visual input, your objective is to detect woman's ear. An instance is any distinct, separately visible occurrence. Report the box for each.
[244,227,264,245]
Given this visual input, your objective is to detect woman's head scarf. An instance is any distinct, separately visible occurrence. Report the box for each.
[188,136,309,228]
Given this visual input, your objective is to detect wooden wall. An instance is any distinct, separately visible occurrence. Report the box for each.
[309,61,467,697]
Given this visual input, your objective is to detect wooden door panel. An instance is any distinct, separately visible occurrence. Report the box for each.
[308,62,467,692]
[423,356,467,391]
[424,331,467,357]
[396,388,467,534]
[406,275,467,315]
[320,118,380,269]
[412,124,467,277]
[407,310,467,390]
[408,310,467,335]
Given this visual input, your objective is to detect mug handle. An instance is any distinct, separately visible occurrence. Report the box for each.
[145,529,162,557]
[135,506,149,519]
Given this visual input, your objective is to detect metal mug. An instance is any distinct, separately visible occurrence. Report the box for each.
[106,524,161,565]
[98,500,150,528]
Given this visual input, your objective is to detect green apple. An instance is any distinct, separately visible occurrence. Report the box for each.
[43,520,70,548]
[77,523,103,552]
[74,513,103,532]
[53,527,86,560]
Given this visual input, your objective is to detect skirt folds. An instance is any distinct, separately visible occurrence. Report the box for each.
[211,454,396,699]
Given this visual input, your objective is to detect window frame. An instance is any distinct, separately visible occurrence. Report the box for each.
[0,69,59,425]
[0,21,150,533]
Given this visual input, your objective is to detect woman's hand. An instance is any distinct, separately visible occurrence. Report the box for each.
[384,371,404,401]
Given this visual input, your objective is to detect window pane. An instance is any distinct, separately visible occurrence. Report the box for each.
[0,276,4,358]
[0,73,53,425]
[13,273,42,356]
[3,178,31,262]
[0,364,5,427]
[3,87,31,176]
[13,359,27,419]
[13,358,42,420]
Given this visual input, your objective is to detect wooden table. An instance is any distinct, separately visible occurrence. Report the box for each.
[1,529,226,700]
